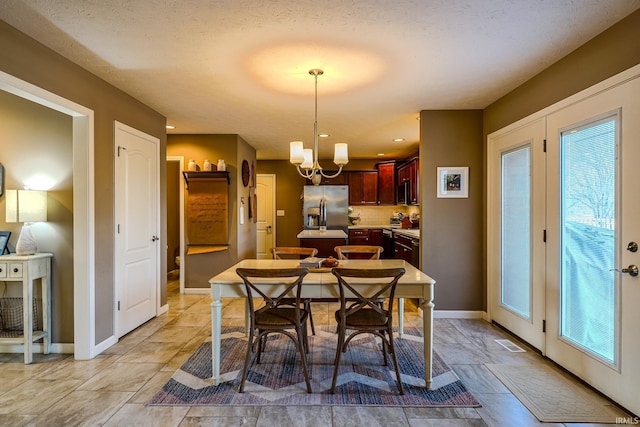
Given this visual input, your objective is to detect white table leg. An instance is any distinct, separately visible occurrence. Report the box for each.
[43,273,51,355]
[398,297,404,338]
[210,284,223,385]
[421,285,434,388]
[23,276,33,364]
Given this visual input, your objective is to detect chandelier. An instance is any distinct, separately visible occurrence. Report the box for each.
[289,69,348,185]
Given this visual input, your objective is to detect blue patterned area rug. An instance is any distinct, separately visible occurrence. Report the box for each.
[148,326,480,407]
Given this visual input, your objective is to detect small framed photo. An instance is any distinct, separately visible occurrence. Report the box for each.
[437,167,469,198]
[0,231,11,255]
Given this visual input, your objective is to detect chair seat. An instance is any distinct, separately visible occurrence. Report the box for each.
[335,308,388,327]
[257,307,307,326]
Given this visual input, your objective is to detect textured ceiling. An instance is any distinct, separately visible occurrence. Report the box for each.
[1,0,639,160]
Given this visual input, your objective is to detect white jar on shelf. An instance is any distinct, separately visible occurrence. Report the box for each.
[217,159,226,171]
[188,159,197,171]
[203,159,212,171]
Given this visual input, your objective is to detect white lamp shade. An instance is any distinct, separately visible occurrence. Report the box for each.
[5,189,47,223]
[300,149,314,169]
[334,143,349,166]
[5,189,18,223]
[289,141,305,164]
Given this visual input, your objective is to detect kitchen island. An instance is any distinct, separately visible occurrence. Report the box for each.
[297,229,348,257]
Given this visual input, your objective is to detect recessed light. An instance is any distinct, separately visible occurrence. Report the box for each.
[166,125,175,129]
[377,153,385,156]
[393,138,404,142]
[319,133,330,138]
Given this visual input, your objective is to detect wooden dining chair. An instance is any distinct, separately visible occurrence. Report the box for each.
[270,247,317,335]
[334,245,383,260]
[270,247,318,259]
[235,267,312,393]
[330,267,406,395]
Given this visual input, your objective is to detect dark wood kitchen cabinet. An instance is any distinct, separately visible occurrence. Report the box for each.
[348,228,370,245]
[369,228,383,247]
[348,171,378,205]
[376,162,396,205]
[300,237,347,258]
[348,228,383,258]
[397,158,419,205]
[393,233,413,263]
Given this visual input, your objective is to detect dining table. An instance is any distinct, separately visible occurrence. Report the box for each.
[209,258,436,388]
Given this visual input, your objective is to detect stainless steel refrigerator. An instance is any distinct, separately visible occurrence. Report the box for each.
[303,185,349,232]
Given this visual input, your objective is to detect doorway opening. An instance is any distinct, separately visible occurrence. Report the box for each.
[167,156,185,293]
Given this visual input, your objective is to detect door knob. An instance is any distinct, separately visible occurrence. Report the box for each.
[622,265,638,277]
[267,225,272,234]
[151,235,159,242]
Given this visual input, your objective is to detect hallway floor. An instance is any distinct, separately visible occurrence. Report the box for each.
[0,274,630,426]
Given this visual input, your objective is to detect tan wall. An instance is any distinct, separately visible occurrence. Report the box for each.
[420,110,484,311]
[484,9,640,135]
[0,90,74,342]
[0,20,167,344]
[167,134,256,288]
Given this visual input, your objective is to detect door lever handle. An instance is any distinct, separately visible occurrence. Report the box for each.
[612,265,639,277]
[622,265,638,277]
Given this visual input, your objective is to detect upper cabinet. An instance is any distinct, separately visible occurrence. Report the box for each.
[376,162,396,205]
[397,158,419,205]
[348,171,378,205]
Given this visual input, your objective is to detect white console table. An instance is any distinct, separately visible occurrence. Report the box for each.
[0,253,52,364]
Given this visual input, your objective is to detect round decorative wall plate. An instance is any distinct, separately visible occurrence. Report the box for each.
[242,160,250,187]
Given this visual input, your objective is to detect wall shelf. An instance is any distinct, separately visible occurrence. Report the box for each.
[182,171,230,187]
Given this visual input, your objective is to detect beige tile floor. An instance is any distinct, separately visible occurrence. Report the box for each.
[0,273,630,426]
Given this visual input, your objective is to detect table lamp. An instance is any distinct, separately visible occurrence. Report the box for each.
[5,189,47,255]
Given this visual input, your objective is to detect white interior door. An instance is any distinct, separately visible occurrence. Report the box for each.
[256,174,275,259]
[114,121,160,337]
[545,77,640,414]
[488,118,546,351]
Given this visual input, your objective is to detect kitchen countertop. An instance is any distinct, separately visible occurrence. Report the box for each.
[347,225,419,240]
[392,228,420,239]
[297,229,348,239]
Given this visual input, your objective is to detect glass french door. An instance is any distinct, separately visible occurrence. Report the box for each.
[546,77,640,414]
[488,118,546,351]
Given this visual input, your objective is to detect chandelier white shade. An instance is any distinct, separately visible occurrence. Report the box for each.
[289,69,349,185]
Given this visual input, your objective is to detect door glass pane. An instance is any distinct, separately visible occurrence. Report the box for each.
[501,146,531,318]
[561,117,616,363]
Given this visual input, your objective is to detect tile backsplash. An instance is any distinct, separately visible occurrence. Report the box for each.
[349,205,420,226]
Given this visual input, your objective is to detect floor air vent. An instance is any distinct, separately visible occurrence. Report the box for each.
[495,339,526,352]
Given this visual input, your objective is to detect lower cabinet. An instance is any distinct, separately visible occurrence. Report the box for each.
[299,238,347,258]
[347,228,384,259]
[348,228,370,245]
[393,234,413,264]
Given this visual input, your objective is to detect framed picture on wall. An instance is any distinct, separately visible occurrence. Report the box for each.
[0,231,11,255]
[437,167,469,198]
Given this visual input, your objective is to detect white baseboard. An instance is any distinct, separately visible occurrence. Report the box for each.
[183,288,210,295]
[0,342,74,354]
[433,310,487,319]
